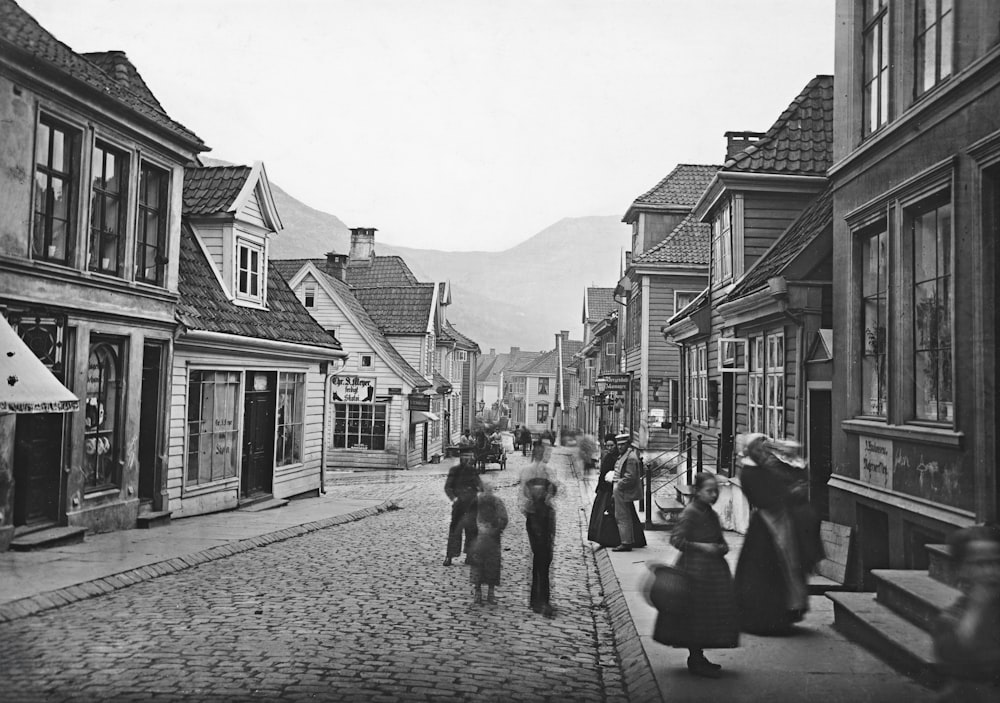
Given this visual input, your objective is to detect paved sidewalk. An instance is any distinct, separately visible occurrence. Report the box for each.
[575,464,935,703]
[0,490,391,621]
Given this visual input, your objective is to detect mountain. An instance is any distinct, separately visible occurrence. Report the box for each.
[206,158,629,351]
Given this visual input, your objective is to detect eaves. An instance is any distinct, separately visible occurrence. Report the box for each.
[692,172,828,221]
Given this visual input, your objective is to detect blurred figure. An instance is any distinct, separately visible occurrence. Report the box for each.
[611,433,645,552]
[513,424,522,452]
[734,434,823,635]
[459,428,474,449]
[520,441,558,617]
[657,472,739,677]
[519,425,532,457]
[443,447,482,566]
[577,433,598,473]
[933,525,1000,702]
[468,481,509,606]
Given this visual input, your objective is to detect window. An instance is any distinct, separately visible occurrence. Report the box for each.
[332,402,388,450]
[675,290,699,315]
[89,142,128,276]
[688,344,708,425]
[915,0,953,96]
[360,354,374,369]
[513,377,526,395]
[863,0,890,136]
[276,372,304,466]
[326,327,339,341]
[84,338,124,490]
[912,198,952,422]
[136,163,169,285]
[626,293,642,349]
[537,377,549,395]
[186,370,241,486]
[605,342,615,358]
[236,240,263,301]
[304,283,315,308]
[748,336,765,433]
[431,397,441,439]
[862,226,889,417]
[712,202,733,283]
[457,350,468,362]
[33,115,80,265]
[766,333,785,438]
[537,401,549,423]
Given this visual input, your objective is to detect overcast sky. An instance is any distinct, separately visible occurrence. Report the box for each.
[22,0,834,252]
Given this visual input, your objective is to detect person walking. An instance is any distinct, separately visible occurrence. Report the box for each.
[468,481,509,606]
[520,442,558,617]
[656,472,739,677]
[443,447,482,566]
[610,433,645,552]
[519,425,532,457]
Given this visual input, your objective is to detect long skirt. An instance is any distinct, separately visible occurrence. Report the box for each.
[469,531,502,586]
[734,510,808,634]
[587,489,647,547]
[654,550,739,649]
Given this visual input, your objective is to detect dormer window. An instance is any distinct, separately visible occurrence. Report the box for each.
[236,239,264,303]
[712,200,733,284]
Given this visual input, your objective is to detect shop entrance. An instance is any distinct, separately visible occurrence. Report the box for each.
[13,414,63,526]
[138,344,164,505]
[242,371,276,498]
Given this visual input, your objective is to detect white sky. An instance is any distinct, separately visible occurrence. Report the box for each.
[21,0,835,252]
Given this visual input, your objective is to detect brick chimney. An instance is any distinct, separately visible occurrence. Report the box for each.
[349,227,377,264]
[725,131,766,160]
[560,330,569,341]
[325,251,348,281]
[489,348,496,356]
[510,346,520,355]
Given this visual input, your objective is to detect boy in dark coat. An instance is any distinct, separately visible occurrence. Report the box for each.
[443,448,482,566]
[469,482,509,605]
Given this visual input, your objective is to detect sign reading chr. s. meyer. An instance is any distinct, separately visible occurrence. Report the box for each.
[330,375,376,403]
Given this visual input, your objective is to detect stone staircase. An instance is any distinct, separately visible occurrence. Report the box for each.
[827,543,959,688]
[10,525,87,551]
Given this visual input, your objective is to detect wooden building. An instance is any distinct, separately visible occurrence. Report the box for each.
[829,0,1000,574]
[169,164,346,517]
[0,3,206,546]
[574,288,616,436]
[508,332,581,436]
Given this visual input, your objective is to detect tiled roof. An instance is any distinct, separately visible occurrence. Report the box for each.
[345,256,419,288]
[440,321,480,352]
[269,260,429,389]
[585,288,615,323]
[724,75,833,176]
[81,51,166,112]
[433,370,452,392]
[476,354,507,383]
[625,164,721,219]
[728,185,833,300]
[515,339,583,376]
[0,0,204,149]
[183,166,253,216]
[633,213,711,266]
[352,284,435,335]
[176,225,340,350]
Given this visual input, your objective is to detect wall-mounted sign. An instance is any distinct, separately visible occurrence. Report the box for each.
[860,436,893,490]
[598,373,630,393]
[331,375,376,402]
[408,393,431,412]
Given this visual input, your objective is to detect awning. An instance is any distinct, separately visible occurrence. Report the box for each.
[0,316,79,414]
[410,410,440,424]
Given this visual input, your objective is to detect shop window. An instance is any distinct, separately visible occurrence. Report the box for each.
[136,162,169,285]
[537,377,549,395]
[33,115,80,266]
[89,142,128,276]
[332,402,388,450]
[186,370,241,486]
[915,0,953,97]
[861,226,889,417]
[236,240,264,302]
[84,338,124,490]
[276,372,305,466]
[863,0,890,136]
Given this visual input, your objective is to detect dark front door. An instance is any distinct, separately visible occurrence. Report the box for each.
[808,389,833,521]
[720,374,736,474]
[422,423,429,462]
[242,372,276,498]
[138,344,164,505]
[13,414,63,526]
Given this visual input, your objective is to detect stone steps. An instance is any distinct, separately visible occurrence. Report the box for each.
[925,544,956,588]
[872,569,960,631]
[239,497,289,512]
[136,510,172,529]
[10,526,87,551]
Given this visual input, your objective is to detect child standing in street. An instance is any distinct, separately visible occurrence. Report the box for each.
[469,482,509,606]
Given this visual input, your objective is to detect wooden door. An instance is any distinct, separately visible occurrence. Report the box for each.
[720,374,736,474]
[13,414,62,526]
[138,344,164,504]
[807,389,833,521]
[242,372,276,498]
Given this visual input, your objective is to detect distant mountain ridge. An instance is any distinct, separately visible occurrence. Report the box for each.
[200,158,629,350]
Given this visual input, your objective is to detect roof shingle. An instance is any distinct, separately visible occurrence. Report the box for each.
[345,256,419,288]
[352,284,434,335]
[625,164,721,221]
[585,288,615,323]
[183,166,253,216]
[440,321,479,352]
[632,213,711,266]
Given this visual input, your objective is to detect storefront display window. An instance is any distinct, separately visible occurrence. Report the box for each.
[332,402,388,450]
[276,372,304,466]
[84,338,124,490]
[186,370,241,485]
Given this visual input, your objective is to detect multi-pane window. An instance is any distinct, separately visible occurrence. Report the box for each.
[513,377,526,395]
[915,0,953,96]
[431,397,442,439]
[89,143,128,276]
[186,370,241,486]
[136,163,169,285]
[912,198,952,422]
[688,344,709,425]
[863,0,890,135]
[626,293,642,349]
[332,402,388,450]
[748,336,765,433]
[712,202,733,283]
[862,227,889,417]
[766,333,785,438]
[276,372,304,466]
[84,338,124,490]
[675,290,700,315]
[33,116,80,265]
[304,283,315,308]
[537,401,549,423]
[538,377,549,395]
[236,241,263,300]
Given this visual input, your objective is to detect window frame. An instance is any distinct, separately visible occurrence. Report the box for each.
[537,377,549,395]
[235,238,264,303]
[303,283,316,308]
[135,160,170,286]
[711,201,733,284]
[33,113,81,267]
[674,290,700,315]
[862,0,891,137]
[748,335,765,433]
[185,369,242,488]
[359,354,374,369]
[765,332,786,439]
[914,0,954,98]
[860,220,890,419]
[687,343,709,425]
[275,372,305,467]
[84,335,126,492]
[88,140,129,277]
[536,401,549,424]
[331,401,390,450]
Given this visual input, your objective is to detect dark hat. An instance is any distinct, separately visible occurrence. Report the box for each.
[603,433,617,443]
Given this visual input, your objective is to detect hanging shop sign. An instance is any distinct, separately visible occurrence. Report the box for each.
[407,393,431,412]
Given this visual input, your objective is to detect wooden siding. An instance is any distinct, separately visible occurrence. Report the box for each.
[240,188,267,229]
[742,192,816,273]
[196,224,226,280]
[387,335,425,373]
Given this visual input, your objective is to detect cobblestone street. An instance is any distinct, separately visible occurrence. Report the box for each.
[0,452,628,702]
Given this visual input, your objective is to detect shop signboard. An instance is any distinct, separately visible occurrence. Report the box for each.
[859,436,893,490]
[598,373,630,392]
[330,375,376,403]
[408,393,431,412]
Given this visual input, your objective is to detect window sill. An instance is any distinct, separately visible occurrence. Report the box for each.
[841,418,963,448]
[83,487,120,500]
[275,461,304,470]
[182,476,238,498]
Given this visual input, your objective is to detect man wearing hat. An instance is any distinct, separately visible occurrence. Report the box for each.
[443,446,483,566]
[611,433,643,552]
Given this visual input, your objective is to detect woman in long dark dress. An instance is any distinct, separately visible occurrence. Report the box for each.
[734,435,822,635]
[587,434,646,548]
[656,472,738,677]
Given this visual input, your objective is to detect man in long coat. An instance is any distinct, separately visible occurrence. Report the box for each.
[611,433,642,552]
[444,447,482,566]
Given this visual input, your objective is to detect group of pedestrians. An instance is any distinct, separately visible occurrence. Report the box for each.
[587,433,646,551]
[442,440,559,617]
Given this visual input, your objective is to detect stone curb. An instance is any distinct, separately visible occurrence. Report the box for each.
[0,499,398,624]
